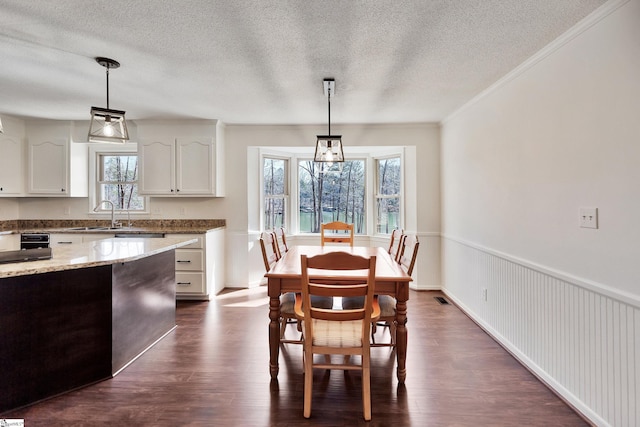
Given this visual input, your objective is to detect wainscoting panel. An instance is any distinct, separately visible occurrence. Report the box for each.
[442,236,638,427]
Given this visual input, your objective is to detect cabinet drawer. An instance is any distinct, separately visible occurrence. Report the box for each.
[176,272,204,294]
[175,249,203,271]
[50,234,83,247]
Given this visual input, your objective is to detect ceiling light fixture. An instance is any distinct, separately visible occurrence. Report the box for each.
[315,78,344,163]
[88,57,129,143]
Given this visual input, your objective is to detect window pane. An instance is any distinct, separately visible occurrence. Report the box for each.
[263,158,288,230]
[101,156,138,182]
[264,158,286,196]
[376,197,400,234]
[299,160,366,234]
[265,197,285,229]
[377,157,400,195]
[99,183,144,210]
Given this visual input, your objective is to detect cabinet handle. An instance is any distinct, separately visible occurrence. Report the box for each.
[57,241,73,244]
[176,260,191,263]
[176,189,180,192]
[177,282,192,286]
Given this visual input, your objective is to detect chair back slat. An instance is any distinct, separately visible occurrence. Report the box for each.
[320,221,355,246]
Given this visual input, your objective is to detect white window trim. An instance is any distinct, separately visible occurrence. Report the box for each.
[88,143,150,215]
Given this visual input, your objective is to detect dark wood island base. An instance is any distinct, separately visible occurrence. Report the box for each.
[0,250,177,413]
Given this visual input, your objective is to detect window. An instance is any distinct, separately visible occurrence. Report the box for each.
[298,160,366,233]
[263,157,288,230]
[92,145,145,212]
[375,156,401,233]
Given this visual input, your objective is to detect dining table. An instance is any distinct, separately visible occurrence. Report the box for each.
[265,245,413,384]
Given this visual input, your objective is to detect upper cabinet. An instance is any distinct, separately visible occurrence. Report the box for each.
[0,133,24,196]
[26,121,88,197]
[137,120,225,197]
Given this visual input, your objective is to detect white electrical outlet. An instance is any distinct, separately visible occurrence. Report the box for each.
[482,288,487,302]
[579,207,598,229]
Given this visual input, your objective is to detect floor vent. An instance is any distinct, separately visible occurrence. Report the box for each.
[434,296,450,305]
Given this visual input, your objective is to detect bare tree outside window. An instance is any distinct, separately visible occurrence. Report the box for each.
[376,157,401,233]
[263,158,287,229]
[98,154,144,211]
[299,160,366,233]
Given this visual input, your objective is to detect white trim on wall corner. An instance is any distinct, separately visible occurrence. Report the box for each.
[442,234,640,309]
[442,0,631,125]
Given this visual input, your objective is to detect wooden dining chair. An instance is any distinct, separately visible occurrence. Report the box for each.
[273,227,289,259]
[294,252,380,421]
[388,228,404,262]
[320,221,354,246]
[373,234,419,347]
[260,231,300,344]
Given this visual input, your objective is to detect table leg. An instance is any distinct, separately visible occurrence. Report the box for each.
[268,289,281,379]
[395,298,408,384]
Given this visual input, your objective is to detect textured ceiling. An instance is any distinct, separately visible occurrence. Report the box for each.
[0,0,606,124]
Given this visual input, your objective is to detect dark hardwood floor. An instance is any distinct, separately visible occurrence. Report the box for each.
[4,288,589,426]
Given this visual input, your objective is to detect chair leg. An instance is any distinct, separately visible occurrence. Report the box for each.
[362,356,372,421]
[280,318,287,339]
[303,350,313,418]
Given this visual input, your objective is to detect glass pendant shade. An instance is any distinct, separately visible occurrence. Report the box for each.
[0,116,4,134]
[315,135,344,162]
[88,107,128,143]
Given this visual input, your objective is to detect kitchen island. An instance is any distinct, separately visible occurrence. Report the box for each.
[0,237,196,413]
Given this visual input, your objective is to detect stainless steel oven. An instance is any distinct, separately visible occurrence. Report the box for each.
[20,233,50,250]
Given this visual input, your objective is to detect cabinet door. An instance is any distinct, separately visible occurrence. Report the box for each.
[28,138,68,194]
[175,138,214,195]
[139,139,175,195]
[0,134,23,195]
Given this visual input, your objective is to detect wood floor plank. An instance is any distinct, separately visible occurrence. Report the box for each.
[3,289,590,426]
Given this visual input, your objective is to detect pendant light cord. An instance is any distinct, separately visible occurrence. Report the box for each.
[105,65,110,109]
[327,87,331,135]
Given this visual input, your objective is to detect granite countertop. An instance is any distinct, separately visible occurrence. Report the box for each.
[0,236,198,278]
[1,219,225,235]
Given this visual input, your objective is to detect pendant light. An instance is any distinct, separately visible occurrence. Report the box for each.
[315,78,344,163]
[0,116,3,134]
[88,57,129,143]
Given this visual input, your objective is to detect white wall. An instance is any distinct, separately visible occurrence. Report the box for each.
[441,0,639,425]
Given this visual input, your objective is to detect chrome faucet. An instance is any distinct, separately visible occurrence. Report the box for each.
[93,200,118,228]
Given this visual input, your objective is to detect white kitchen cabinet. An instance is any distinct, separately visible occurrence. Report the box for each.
[26,120,88,197]
[172,228,224,300]
[137,120,225,197]
[0,133,24,196]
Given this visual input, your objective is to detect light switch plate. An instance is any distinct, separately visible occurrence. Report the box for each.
[579,207,598,229]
